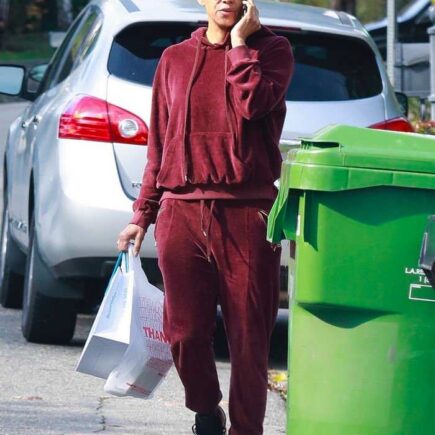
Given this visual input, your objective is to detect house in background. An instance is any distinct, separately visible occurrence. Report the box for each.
[366,0,432,59]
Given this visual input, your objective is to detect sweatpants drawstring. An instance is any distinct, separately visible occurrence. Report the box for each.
[200,199,216,262]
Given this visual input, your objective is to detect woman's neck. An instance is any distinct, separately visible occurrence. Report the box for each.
[205,23,231,45]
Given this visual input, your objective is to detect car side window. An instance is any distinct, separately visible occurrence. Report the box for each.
[38,7,102,94]
[282,31,383,101]
[38,9,89,94]
[56,9,102,84]
[77,16,103,64]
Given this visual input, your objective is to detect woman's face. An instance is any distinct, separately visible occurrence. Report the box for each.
[197,0,244,30]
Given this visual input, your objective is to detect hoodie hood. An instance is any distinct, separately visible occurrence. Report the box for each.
[191,26,231,49]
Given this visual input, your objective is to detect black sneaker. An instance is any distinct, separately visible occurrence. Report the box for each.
[192,405,226,434]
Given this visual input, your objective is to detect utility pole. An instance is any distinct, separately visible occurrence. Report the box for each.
[387,0,397,87]
[429,1,435,120]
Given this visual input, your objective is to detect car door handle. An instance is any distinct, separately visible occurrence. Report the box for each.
[32,115,42,126]
[21,120,31,129]
[21,115,41,129]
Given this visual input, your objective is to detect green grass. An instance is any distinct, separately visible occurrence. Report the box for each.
[0,32,53,102]
[0,32,55,62]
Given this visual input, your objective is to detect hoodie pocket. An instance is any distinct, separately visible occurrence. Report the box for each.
[156,136,185,189]
[186,131,251,185]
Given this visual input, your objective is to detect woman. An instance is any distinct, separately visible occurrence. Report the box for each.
[117,0,294,433]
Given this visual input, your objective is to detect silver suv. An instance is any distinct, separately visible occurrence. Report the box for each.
[0,0,409,344]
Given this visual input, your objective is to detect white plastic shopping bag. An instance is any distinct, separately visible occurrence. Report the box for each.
[104,245,173,399]
[76,252,132,379]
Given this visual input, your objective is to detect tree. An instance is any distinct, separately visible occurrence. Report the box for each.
[0,0,10,48]
[57,0,72,30]
[72,0,88,17]
[6,0,28,34]
[330,0,356,15]
[39,0,57,31]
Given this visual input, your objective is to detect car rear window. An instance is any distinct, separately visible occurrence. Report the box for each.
[108,23,194,87]
[108,23,382,102]
[285,31,383,101]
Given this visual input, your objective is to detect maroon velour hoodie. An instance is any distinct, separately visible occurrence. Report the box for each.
[130,25,294,230]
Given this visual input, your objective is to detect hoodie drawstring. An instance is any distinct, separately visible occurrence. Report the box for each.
[224,45,230,127]
[200,199,216,263]
[182,37,204,182]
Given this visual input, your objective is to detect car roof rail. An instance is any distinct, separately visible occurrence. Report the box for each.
[336,11,354,27]
[118,0,140,13]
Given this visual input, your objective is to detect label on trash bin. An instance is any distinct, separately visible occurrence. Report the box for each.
[404,267,434,303]
[404,267,428,280]
[408,283,435,303]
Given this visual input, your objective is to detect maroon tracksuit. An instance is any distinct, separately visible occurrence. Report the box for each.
[131,25,294,434]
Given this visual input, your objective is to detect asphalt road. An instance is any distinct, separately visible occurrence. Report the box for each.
[0,306,287,435]
[0,103,287,434]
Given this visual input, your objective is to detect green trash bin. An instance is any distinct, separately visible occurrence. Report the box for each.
[267,124,435,435]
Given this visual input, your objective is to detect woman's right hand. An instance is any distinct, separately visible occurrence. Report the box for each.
[117,224,145,256]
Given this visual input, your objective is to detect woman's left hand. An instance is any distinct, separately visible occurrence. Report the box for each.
[231,0,261,47]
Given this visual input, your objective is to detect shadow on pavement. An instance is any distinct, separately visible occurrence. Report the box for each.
[214,311,288,370]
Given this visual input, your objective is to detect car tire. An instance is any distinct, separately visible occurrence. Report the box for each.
[0,193,25,308]
[21,216,77,344]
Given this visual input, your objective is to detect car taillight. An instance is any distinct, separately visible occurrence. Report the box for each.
[59,95,148,145]
[369,117,414,133]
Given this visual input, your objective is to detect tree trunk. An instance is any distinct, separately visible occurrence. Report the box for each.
[57,0,73,30]
[331,0,357,16]
[5,0,26,35]
[0,0,10,49]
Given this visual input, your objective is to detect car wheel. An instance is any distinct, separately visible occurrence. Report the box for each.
[0,193,25,308]
[21,217,77,344]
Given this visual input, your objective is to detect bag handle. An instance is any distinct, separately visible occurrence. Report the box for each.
[104,251,127,295]
[115,250,129,274]
[109,243,139,279]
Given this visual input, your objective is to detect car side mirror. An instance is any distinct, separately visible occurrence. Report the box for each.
[0,65,25,96]
[28,64,48,84]
[0,64,43,101]
[395,92,409,118]
[27,64,48,95]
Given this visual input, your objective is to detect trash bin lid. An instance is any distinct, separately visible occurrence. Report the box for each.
[267,125,435,242]
[284,124,435,191]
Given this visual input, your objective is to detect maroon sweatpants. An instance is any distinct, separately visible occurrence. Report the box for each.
[155,198,281,435]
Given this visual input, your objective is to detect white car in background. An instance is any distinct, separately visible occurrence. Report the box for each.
[0,0,411,344]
